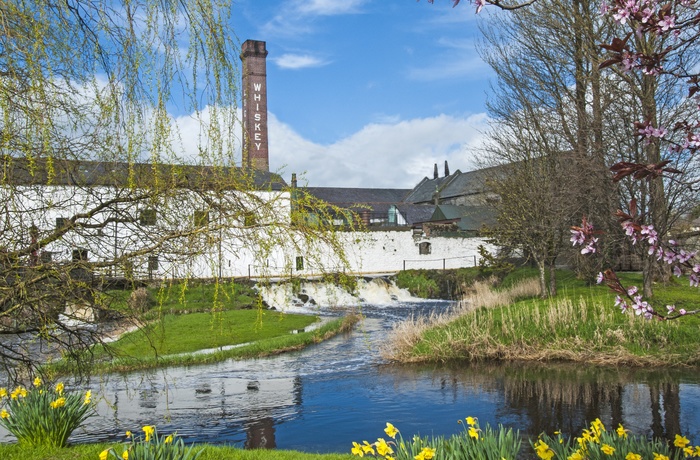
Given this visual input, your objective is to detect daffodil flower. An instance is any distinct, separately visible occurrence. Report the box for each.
[84,390,92,405]
[351,441,364,456]
[625,453,642,460]
[142,425,155,442]
[55,382,64,395]
[674,434,690,448]
[99,449,109,460]
[616,423,628,438]
[376,438,393,456]
[33,377,42,387]
[601,444,615,455]
[0,409,9,419]
[466,416,477,426]
[384,422,399,439]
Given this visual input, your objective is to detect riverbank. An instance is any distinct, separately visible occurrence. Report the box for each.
[383,268,700,367]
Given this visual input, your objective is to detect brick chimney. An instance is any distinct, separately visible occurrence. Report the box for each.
[240,40,269,171]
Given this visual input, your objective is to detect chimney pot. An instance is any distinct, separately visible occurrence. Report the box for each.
[433,163,438,180]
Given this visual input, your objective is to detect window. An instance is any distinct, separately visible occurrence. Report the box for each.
[148,256,159,271]
[139,209,157,226]
[56,217,67,229]
[296,256,304,271]
[419,242,431,255]
[193,210,210,227]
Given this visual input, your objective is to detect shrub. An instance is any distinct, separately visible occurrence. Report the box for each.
[0,379,94,447]
[103,425,203,460]
[128,287,154,313]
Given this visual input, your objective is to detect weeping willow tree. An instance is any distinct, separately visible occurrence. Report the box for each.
[0,1,355,381]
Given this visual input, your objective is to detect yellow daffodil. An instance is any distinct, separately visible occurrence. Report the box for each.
[674,434,690,448]
[414,446,435,460]
[466,416,476,426]
[55,382,64,395]
[19,387,26,398]
[351,441,364,457]
[33,377,42,387]
[653,453,670,460]
[164,434,174,444]
[384,422,398,439]
[84,390,92,405]
[568,451,584,460]
[534,440,554,460]
[468,426,479,440]
[601,444,615,455]
[99,449,109,460]
[0,388,6,399]
[625,453,642,460]
[591,418,605,433]
[376,438,393,456]
[684,447,695,457]
[361,440,375,455]
[125,431,132,438]
[143,425,155,442]
[50,397,66,409]
[0,409,9,419]
[122,450,129,460]
[616,423,629,439]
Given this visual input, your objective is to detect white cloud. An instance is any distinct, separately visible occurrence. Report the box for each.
[170,108,489,190]
[268,112,489,188]
[261,0,367,38]
[294,0,368,16]
[273,54,330,70]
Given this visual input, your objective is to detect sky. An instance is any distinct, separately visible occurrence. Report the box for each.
[225,0,495,189]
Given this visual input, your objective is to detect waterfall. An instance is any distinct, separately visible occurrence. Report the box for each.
[257,277,415,312]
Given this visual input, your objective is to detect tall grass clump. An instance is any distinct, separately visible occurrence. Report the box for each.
[103,425,202,460]
[0,379,94,447]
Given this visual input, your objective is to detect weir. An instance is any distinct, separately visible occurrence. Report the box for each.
[257,277,415,311]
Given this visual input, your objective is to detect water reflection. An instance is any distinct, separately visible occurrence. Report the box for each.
[376,362,699,445]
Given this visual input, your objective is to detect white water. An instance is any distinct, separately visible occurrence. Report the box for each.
[258,277,416,312]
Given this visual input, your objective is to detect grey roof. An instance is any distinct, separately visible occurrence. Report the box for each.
[430,205,496,231]
[1,156,286,190]
[394,204,436,225]
[304,187,411,213]
[402,173,458,205]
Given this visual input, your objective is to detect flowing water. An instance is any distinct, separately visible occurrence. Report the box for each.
[1,279,699,452]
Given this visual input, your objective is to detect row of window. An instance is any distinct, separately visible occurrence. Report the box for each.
[53,210,258,229]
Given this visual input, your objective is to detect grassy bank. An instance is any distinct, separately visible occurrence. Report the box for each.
[384,268,700,367]
[47,314,359,375]
[0,444,355,460]
[46,279,360,375]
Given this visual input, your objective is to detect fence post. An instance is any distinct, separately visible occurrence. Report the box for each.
[403,260,406,271]
[248,264,251,279]
[473,255,477,267]
[443,258,446,270]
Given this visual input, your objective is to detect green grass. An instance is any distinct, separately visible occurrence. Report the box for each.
[0,443,355,460]
[394,268,700,366]
[46,315,360,375]
[103,280,260,317]
[108,309,318,357]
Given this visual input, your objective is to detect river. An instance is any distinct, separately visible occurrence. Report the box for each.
[1,279,698,452]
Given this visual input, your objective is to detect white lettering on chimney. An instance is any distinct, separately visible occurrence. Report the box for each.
[253,83,262,91]
[254,123,261,131]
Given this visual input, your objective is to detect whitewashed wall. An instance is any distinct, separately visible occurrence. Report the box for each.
[3,183,494,280]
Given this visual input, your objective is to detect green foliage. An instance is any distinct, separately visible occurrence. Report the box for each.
[394,268,484,299]
[394,271,440,298]
[0,380,94,447]
[104,426,202,460]
[477,245,514,280]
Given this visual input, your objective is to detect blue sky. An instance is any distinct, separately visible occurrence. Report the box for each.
[228,0,494,188]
